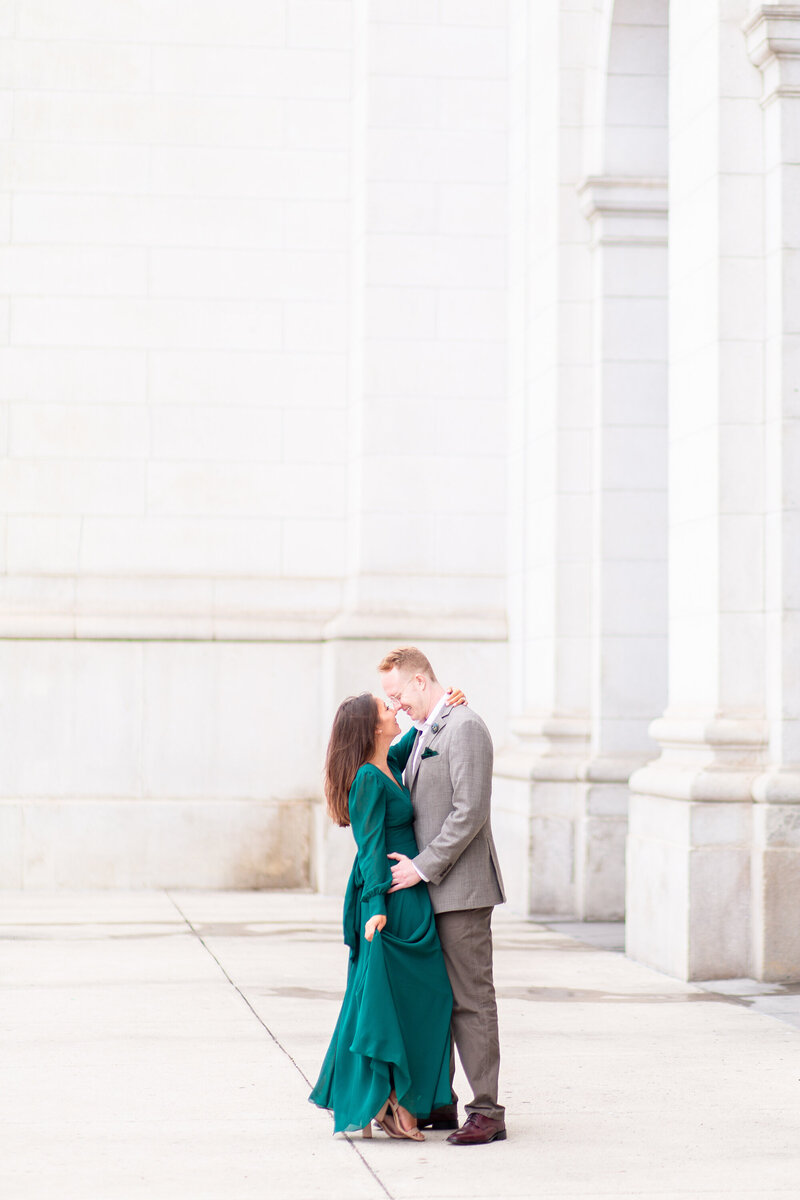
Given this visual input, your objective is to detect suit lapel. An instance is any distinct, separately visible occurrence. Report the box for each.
[429,703,453,741]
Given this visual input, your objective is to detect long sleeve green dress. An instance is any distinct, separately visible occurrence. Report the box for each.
[309,728,453,1133]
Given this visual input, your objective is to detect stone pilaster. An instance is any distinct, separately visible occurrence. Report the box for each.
[494,0,603,918]
[745,3,800,979]
[577,175,669,921]
[627,0,767,979]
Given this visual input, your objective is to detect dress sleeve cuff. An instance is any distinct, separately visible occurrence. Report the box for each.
[365,892,386,919]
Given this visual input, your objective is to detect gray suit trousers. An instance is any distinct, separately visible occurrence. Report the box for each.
[435,906,504,1124]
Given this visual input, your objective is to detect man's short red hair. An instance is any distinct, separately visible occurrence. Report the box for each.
[377,646,437,681]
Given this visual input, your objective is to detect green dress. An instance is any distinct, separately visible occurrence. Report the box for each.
[309,729,453,1134]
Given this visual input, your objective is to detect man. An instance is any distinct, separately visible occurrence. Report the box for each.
[378,646,506,1146]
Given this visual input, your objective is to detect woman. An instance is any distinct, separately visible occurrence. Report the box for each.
[309,690,463,1140]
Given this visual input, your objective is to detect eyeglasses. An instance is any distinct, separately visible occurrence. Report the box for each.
[386,675,418,710]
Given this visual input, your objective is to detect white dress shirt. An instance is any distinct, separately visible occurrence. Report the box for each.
[407,693,448,778]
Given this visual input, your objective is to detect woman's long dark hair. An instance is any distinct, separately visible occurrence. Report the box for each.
[325,693,378,827]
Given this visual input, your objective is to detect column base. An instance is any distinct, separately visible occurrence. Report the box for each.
[493,725,639,920]
[752,799,800,981]
[625,791,752,980]
[624,715,800,981]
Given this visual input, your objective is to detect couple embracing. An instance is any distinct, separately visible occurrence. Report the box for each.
[309,646,506,1146]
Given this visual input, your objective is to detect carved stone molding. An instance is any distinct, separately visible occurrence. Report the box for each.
[630,714,770,803]
[0,574,507,643]
[744,4,800,104]
[752,768,800,804]
[496,714,651,785]
[577,176,668,247]
[495,714,591,782]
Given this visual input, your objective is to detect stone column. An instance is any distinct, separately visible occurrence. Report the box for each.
[494,0,596,916]
[745,4,800,980]
[495,0,669,921]
[627,0,767,979]
[578,176,669,920]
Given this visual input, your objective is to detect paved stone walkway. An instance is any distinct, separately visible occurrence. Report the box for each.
[2,890,800,1199]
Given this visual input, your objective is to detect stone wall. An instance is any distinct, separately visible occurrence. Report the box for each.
[0,1,508,887]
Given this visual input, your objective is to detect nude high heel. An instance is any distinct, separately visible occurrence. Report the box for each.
[372,1099,406,1139]
[363,1094,425,1141]
[387,1095,425,1142]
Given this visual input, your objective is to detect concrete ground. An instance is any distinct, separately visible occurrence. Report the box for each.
[2,892,800,1200]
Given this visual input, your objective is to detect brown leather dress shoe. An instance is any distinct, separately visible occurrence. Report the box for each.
[446,1113,507,1145]
[417,1104,459,1131]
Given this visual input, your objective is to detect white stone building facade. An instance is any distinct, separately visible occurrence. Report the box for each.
[1,0,799,984]
[497,0,800,984]
[0,1,509,893]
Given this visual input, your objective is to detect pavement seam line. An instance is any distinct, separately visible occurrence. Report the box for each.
[165,891,395,1200]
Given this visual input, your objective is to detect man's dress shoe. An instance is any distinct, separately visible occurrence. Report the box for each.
[446,1113,507,1145]
[417,1105,459,1131]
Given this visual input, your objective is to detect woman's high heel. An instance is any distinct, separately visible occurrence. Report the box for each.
[372,1099,406,1139]
[366,1096,425,1141]
[387,1095,425,1142]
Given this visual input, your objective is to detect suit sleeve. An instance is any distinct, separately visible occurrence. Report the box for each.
[348,771,391,918]
[413,719,493,887]
[387,726,417,774]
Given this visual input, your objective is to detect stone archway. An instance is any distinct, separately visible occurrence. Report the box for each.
[577,0,670,902]
[495,0,668,921]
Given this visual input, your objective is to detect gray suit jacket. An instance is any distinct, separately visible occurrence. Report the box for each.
[405,703,505,914]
